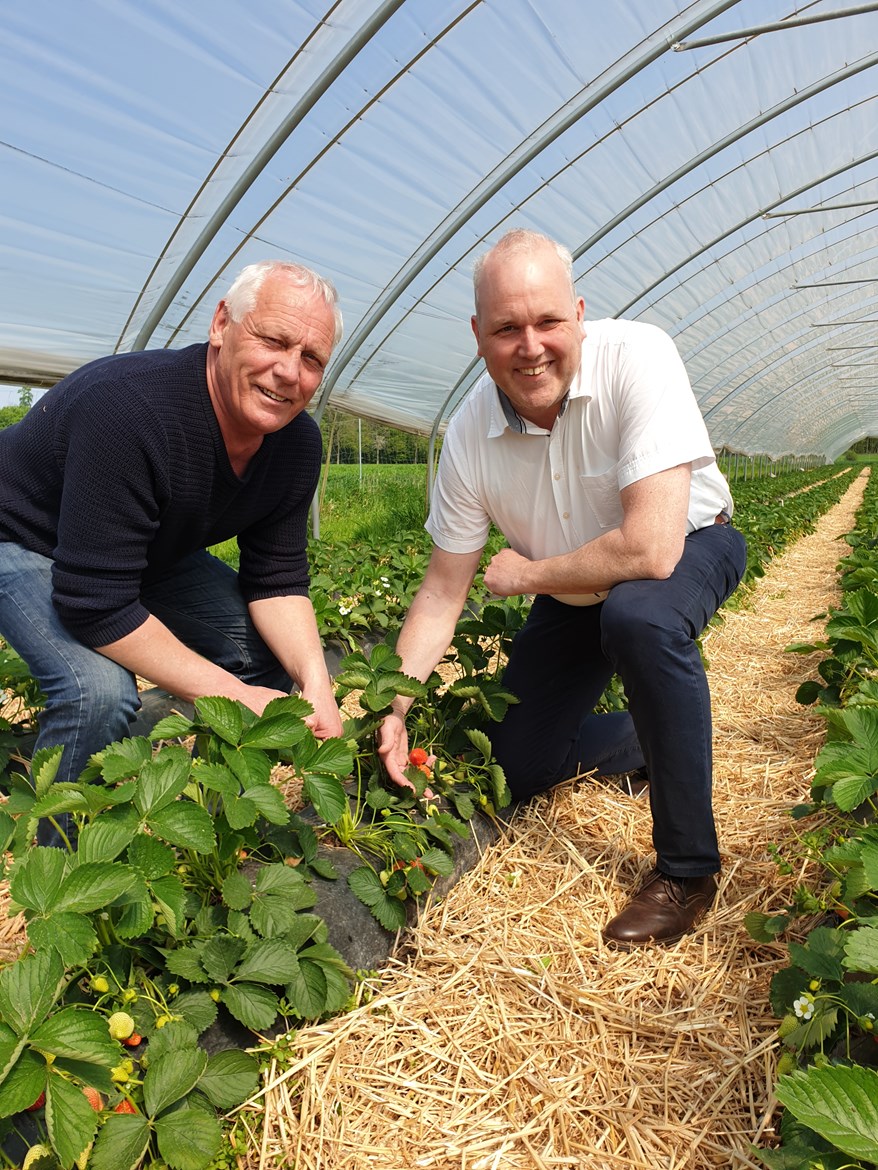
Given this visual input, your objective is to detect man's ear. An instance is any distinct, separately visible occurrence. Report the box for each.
[208,300,230,348]
[471,314,482,355]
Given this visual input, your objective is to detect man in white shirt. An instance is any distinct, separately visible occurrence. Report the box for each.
[378,229,747,947]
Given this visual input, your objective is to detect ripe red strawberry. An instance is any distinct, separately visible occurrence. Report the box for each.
[408,747,428,766]
[25,1090,45,1111]
[123,1032,142,1048]
[114,1098,138,1114]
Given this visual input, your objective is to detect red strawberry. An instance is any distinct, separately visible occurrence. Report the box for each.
[25,1090,45,1111]
[408,747,428,766]
[114,1099,138,1114]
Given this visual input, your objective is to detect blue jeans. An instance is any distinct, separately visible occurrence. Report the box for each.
[491,522,748,877]
[0,543,290,795]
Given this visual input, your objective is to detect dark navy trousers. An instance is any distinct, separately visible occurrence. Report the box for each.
[491,521,748,877]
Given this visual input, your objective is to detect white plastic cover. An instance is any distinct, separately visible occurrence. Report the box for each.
[2,0,877,459]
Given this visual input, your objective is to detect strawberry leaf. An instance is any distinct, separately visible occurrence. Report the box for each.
[843,924,878,976]
[143,1047,207,1117]
[199,936,246,983]
[222,871,253,911]
[147,802,216,853]
[155,1106,222,1170]
[240,783,289,826]
[775,1065,878,1163]
[9,847,68,915]
[240,712,311,750]
[45,1070,99,1170]
[347,866,406,931]
[89,1111,151,1170]
[194,697,245,745]
[197,1049,259,1110]
[28,912,98,968]
[30,1007,121,1066]
[74,816,137,864]
[302,772,347,824]
[53,862,137,915]
[0,1044,44,1118]
[222,982,279,1032]
[234,939,300,985]
[132,746,192,816]
[0,948,65,1035]
[150,874,188,938]
[127,832,176,880]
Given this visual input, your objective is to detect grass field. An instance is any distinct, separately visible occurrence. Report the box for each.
[313,463,431,543]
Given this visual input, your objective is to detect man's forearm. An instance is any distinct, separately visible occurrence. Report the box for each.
[390,600,463,716]
[96,614,256,704]
[493,527,678,596]
[484,465,693,597]
[249,595,332,693]
[249,595,342,738]
[390,546,483,715]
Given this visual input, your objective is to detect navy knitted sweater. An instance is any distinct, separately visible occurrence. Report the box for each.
[0,343,321,647]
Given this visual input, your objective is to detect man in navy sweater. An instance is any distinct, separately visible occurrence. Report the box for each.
[0,260,344,807]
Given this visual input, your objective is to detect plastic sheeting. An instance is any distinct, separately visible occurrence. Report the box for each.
[2,0,877,460]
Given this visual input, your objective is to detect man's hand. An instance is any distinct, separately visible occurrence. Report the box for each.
[483,547,532,596]
[377,711,417,791]
[300,684,343,740]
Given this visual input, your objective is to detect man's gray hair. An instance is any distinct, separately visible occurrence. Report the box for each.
[224,260,344,345]
[472,229,576,316]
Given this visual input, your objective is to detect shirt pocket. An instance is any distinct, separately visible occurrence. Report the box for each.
[579,467,623,530]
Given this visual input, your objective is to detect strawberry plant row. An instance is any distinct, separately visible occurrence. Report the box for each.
[747,468,878,1169]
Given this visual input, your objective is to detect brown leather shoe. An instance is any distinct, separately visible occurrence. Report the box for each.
[602,868,717,948]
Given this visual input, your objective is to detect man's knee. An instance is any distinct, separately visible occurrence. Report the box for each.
[42,654,140,729]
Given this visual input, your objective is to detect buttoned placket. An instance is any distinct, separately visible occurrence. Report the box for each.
[547,412,572,527]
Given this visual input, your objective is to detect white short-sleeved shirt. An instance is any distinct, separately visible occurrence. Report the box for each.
[426,318,733,605]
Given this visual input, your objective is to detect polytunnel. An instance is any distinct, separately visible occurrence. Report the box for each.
[2,0,878,462]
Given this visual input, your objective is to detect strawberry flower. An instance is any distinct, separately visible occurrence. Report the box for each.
[793,994,814,1020]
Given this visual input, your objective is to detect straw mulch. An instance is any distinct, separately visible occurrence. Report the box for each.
[244,470,868,1170]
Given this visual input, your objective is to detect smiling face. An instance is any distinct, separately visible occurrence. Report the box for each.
[206,271,336,458]
[472,242,585,430]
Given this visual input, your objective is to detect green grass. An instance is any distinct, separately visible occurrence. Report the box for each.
[314,464,430,543]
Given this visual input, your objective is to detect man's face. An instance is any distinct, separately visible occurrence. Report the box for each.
[471,246,585,429]
[208,272,336,445]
